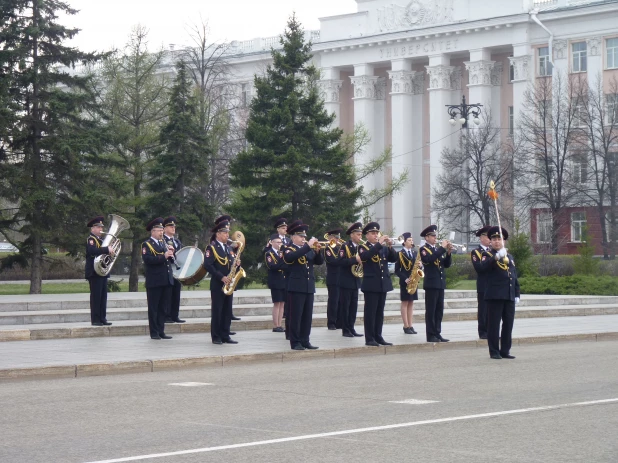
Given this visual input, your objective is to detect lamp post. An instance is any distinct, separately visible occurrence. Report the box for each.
[446,95,483,129]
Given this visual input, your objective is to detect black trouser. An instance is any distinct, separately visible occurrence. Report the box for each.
[424,288,445,340]
[477,292,488,337]
[486,299,515,357]
[339,287,359,335]
[166,279,182,320]
[88,276,108,324]
[210,288,233,342]
[362,291,387,343]
[288,291,314,348]
[146,285,171,337]
[326,284,340,328]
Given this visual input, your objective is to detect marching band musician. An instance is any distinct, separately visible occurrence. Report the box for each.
[282,220,324,350]
[163,216,185,324]
[485,226,520,360]
[324,228,343,331]
[204,219,240,345]
[212,215,240,323]
[85,215,115,327]
[142,217,174,340]
[420,225,452,343]
[471,225,492,340]
[394,232,419,334]
[337,222,364,338]
[358,222,397,347]
[265,233,286,333]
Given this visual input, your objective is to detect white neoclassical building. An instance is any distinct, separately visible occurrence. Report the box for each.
[225,0,618,241]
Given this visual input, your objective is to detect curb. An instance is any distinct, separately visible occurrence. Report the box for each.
[1,332,616,382]
[3,307,618,342]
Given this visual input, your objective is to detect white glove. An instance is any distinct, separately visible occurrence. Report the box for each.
[497,248,507,259]
[515,297,520,304]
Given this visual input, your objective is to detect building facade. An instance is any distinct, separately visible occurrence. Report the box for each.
[226,0,618,250]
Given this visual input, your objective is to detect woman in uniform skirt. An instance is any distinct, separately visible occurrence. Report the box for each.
[394,232,419,334]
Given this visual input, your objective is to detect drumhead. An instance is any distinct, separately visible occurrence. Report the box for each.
[173,246,204,281]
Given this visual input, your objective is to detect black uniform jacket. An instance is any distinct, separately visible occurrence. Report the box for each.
[265,249,287,290]
[85,234,110,279]
[324,244,341,286]
[337,240,362,290]
[358,242,397,293]
[420,244,452,290]
[394,249,418,286]
[261,235,291,257]
[471,245,494,294]
[164,234,183,255]
[204,241,235,290]
[282,243,324,293]
[484,253,520,301]
[142,237,174,288]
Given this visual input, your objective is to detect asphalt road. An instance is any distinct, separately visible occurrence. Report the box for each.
[1,341,617,463]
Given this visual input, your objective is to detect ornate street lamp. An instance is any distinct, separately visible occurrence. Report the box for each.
[446,95,482,129]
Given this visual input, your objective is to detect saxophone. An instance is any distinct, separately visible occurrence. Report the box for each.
[222,230,247,296]
[406,249,425,294]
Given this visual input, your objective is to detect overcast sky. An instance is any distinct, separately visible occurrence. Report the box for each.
[62,0,357,52]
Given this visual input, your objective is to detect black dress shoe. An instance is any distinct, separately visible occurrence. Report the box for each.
[438,336,450,342]
[479,334,488,340]
[352,332,363,337]
[102,321,112,326]
[160,334,173,340]
[365,341,380,347]
[165,318,174,323]
[327,325,337,330]
[223,338,238,344]
[231,315,241,321]
[403,327,411,334]
[501,354,516,359]
[377,340,393,346]
[229,331,237,336]
[92,322,104,326]
[427,336,441,343]
[490,353,502,359]
[212,340,223,345]
[291,345,305,350]
[409,327,417,334]
[302,344,319,350]
[150,335,162,340]
[173,318,186,323]
[342,332,354,338]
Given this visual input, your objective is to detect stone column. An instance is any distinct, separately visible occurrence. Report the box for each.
[552,39,568,77]
[490,61,503,128]
[586,37,603,81]
[465,49,494,114]
[318,67,343,128]
[426,54,454,224]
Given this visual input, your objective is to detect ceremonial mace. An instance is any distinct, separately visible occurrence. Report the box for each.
[488,180,509,264]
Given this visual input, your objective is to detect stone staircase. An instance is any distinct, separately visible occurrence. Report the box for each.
[1,289,617,341]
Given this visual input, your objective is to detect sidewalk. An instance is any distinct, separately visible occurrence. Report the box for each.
[2,314,617,381]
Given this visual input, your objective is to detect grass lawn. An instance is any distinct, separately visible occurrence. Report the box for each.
[448,280,476,290]
[0,282,144,295]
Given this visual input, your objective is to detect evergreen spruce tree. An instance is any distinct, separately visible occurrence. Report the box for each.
[228,16,362,279]
[147,60,212,243]
[0,1,105,293]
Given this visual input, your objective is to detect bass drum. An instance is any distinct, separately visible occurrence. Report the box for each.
[173,246,207,286]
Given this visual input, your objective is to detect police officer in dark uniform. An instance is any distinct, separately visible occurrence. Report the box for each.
[142,217,174,340]
[337,222,364,338]
[85,215,114,326]
[324,228,342,330]
[265,233,286,332]
[163,216,185,324]
[394,232,419,334]
[485,226,520,360]
[420,224,452,343]
[282,221,324,350]
[358,222,397,347]
[204,219,239,345]
[471,225,493,339]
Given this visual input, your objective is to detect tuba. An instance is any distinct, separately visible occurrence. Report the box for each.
[222,230,247,296]
[406,250,425,294]
[94,214,131,277]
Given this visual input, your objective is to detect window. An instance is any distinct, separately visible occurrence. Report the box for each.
[572,42,587,73]
[508,106,514,136]
[538,47,553,76]
[241,83,249,108]
[572,98,587,128]
[571,152,588,184]
[607,93,618,125]
[571,212,586,242]
[541,99,552,128]
[509,58,515,82]
[607,38,618,69]
[537,211,552,243]
[538,158,554,186]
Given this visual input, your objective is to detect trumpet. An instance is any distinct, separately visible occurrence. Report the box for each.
[323,233,345,246]
[377,232,395,246]
[445,241,467,252]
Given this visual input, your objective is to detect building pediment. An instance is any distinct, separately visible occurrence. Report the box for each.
[376,0,456,33]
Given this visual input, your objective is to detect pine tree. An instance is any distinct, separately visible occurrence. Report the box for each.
[0,0,105,293]
[147,60,212,243]
[228,16,362,278]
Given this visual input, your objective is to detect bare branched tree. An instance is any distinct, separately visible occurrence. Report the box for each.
[432,110,515,237]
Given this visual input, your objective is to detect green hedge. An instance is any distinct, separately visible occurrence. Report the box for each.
[519,275,618,296]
